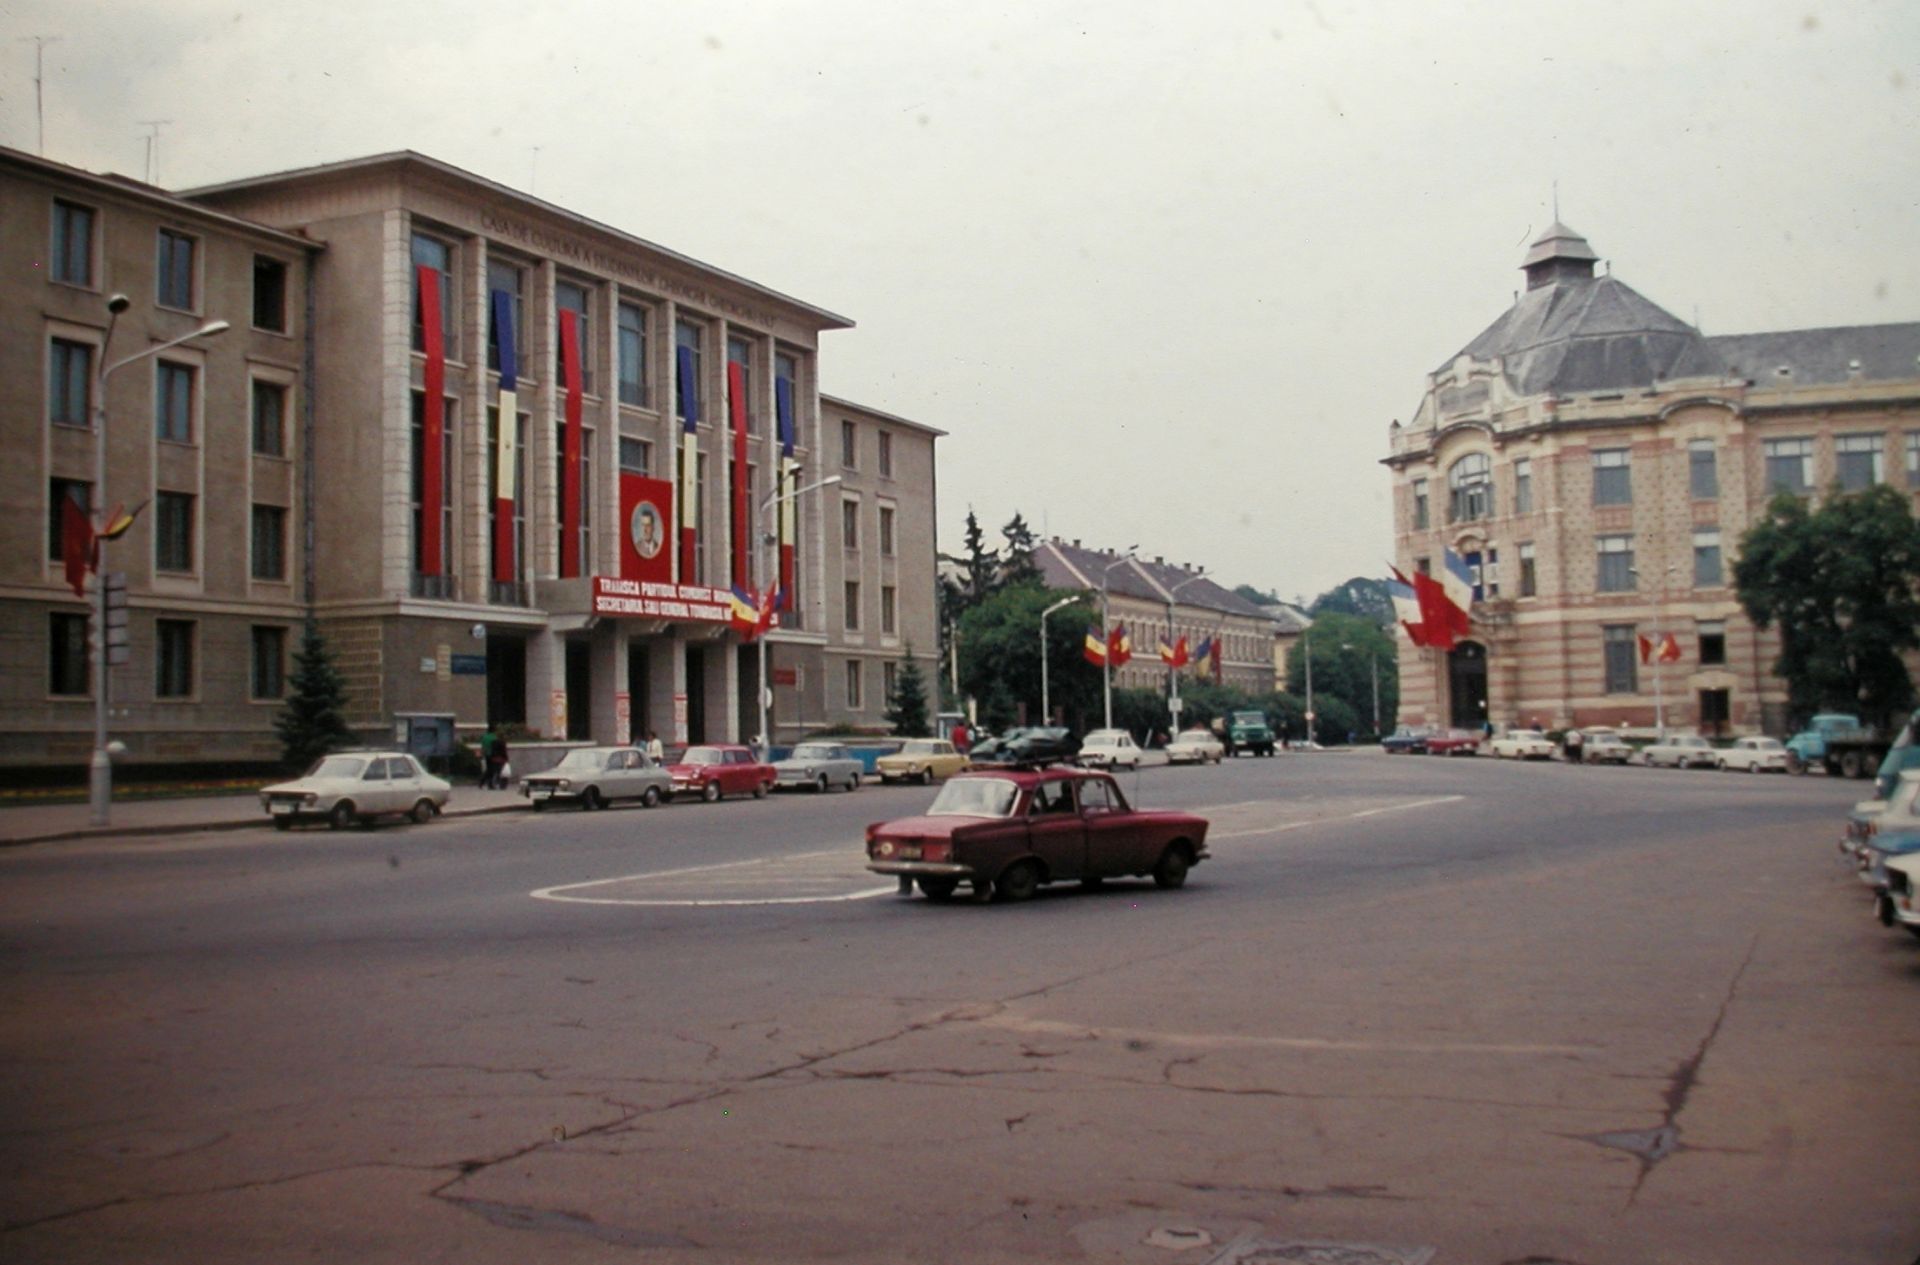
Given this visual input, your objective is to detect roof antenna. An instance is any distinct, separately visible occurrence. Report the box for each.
[136,120,170,184]
[1552,178,1559,222]
[19,35,61,156]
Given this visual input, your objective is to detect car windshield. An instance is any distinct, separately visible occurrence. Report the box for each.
[926,778,1018,818]
[901,741,941,755]
[309,756,369,779]
[1085,731,1125,744]
[1751,738,1781,749]
[681,748,721,765]
[791,745,838,760]
[554,749,608,771]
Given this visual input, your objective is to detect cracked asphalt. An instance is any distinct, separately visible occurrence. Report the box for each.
[2,754,1916,1263]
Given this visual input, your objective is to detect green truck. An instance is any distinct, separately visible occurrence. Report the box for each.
[1225,710,1276,758]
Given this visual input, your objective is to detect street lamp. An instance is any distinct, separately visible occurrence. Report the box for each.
[1629,563,1678,739]
[1100,546,1138,730]
[1038,595,1076,727]
[1162,568,1207,737]
[1342,641,1380,738]
[89,295,230,826]
[755,472,840,755]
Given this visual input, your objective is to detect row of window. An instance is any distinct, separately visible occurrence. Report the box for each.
[840,498,899,555]
[49,338,294,454]
[841,581,900,636]
[1600,622,1729,695]
[47,615,285,701]
[1412,433,1920,527]
[51,198,291,330]
[1415,528,1724,603]
[48,482,288,580]
[840,657,909,711]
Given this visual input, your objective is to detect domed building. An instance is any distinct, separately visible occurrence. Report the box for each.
[1386,223,1920,736]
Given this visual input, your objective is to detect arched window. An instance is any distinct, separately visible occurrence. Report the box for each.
[1447,453,1493,523]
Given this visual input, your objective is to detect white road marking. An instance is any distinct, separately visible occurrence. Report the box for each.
[982,1014,1592,1058]
[1207,794,1464,840]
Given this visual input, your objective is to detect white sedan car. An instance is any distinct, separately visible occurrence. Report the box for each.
[1166,729,1225,765]
[1489,729,1555,760]
[1076,729,1142,770]
[1715,736,1789,773]
[260,751,452,830]
[1641,734,1718,769]
[1877,851,1920,939]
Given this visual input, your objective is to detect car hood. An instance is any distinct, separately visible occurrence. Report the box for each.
[261,778,336,796]
[664,763,717,777]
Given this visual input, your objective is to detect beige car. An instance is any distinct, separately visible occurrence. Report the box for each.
[876,738,970,786]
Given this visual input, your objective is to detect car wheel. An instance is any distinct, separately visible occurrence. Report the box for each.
[272,817,292,832]
[1786,752,1806,775]
[995,860,1041,903]
[328,801,356,831]
[532,799,548,812]
[918,877,958,902]
[845,774,860,792]
[1153,845,1192,890]
[702,781,722,803]
[582,786,604,812]
[815,774,829,793]
[754,780,769,799]
[641,786,661,808]
[1747,762,1759,774]
[919,767,934,786]
[410,799,437,824]
[1840,751,1864,779]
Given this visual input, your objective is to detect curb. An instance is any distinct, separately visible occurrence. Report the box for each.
[0,800,532,849]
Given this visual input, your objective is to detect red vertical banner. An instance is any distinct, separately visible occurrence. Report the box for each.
[417,265,445,576]
[778,458,796,611]
[619,474,674,583]
[728,361,750,587]
[559,310,584,578]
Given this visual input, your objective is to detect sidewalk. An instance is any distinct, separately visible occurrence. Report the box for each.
[0,783,531,848]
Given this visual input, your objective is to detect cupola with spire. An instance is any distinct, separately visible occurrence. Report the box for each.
[1521,221,1600,290]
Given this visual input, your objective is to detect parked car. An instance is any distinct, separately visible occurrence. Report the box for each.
[1874,851,1920,939]
[521,745,671,811]
[1426,729,1483,756]
[1641,734,1718,768]
[1715,736,1789,774]
[664,744,776,801]
[1489,729,1555,760]
[260,751,451,830]
[1166,728,1225,765]
[1579,732,1635,764]
[1077,729,1142,770]
[772,742,865,793]
[864,767,1210,902]
[1854,770,1920,890]
[973,727,1079,767]
[1380,725,1434,755]
[875,738,971,785]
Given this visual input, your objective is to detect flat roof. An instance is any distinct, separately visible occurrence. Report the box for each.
[2,145,319,252]
[819,393,948,438]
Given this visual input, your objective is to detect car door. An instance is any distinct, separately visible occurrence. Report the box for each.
[388,756,423,811]
[359,757,393,813]
[1024,778,1085,881]
[1078,777,1148,875]
[722,748,753,794]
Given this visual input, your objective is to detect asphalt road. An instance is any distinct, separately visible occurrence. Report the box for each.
[2,753,1914,1265]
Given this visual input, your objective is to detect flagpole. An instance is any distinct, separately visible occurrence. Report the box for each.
[1162,568,1207,738]
[1099,548,1137,730]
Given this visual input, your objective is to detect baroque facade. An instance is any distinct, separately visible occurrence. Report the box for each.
[1386,222,1920,736]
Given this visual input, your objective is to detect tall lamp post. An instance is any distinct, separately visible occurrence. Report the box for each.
[1100,546,1138,730]
[1301,624,1314,745]
[1341,641,1381,738]
[755,472,839,755]
[1162,568,1208,737]
[89,295,230,826]
[1038,595,1075,727]
[1629,563,1677,739]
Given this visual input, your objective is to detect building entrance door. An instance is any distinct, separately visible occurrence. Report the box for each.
[486,634,527,727]
[628,643,650,744]
[685,645,707,744]
[564,640,592,740]
[1448,641,1488,730]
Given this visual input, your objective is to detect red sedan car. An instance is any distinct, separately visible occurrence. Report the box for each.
[1425,728,1484,756]
[664,744,777,802]
[865,767,1210,903]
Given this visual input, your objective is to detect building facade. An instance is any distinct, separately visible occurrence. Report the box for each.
[1387,222,1920,736]
[2,146,940,768]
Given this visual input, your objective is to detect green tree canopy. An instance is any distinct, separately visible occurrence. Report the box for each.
[956,584,1099,732]
[1286,610,1399,740]
[1734,485,1920,728]
[1310,577,1394,627]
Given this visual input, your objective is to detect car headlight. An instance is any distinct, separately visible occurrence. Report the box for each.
[556,779,571,789]
[303,792,318,806]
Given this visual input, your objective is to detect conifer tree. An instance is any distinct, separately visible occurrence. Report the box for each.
[276,621,356,770]
[884,650,932,737]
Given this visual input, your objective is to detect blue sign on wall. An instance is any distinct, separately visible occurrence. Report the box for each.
[450,654,488,675]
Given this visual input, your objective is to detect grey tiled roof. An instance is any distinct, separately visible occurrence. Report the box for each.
[1671,323,1920,386]
[1035,541,1276,621]
[1448,275,1704,396]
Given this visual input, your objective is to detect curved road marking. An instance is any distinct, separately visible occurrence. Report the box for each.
[532,846,896,907]
[1207,794,1464,840]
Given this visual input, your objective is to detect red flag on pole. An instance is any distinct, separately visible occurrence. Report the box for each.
[61,492,96,598]
[416,265,445,576]
[1657,632,1682,663]
[558,309,584,578]
[1412,570,1458,651]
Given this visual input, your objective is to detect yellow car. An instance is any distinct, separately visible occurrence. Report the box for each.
[876,738,971,786]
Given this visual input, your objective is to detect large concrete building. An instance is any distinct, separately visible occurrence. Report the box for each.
[2,146,941,769]
[1387,222,1920,736]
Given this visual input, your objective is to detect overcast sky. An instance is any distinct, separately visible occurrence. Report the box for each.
[7,0,1916,602]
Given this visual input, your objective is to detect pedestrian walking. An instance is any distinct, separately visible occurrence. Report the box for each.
[477,726,499,788]
[644,730,664,763]
[951,720,971,757]
[1565,728,1584,765]
[487,732,510,790]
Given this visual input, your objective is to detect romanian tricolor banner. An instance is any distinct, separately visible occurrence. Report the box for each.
[557,310,585,578]
[490,289,518,583]
[774,373,797,611]
[1109,623,1133,668]
[1083,623,1108,667]
[416,265,445,576]
[676,345,700,582]
[1190,635,1213,678]
[1157,635,1189,669]
[729,585,761,640]
[728,360,750,588]
[1387,566,1432,648]
[61,491,94,598]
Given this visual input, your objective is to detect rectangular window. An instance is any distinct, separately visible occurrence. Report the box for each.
[1907,432,1919,484]
[50,339,93,427]
[841,419,857,469]
[410,232,455,353]
[1518,542,1537,598]
[1513,459,1532,514]
[675,320,703,421]
[883,660,898,703]
[728,336,756,433]
[251,380,287,456]
[1689,439,1718,499]
[619,436,651,476]
[155,361,194,443]
[617,302,649,406]
[410,393,454,595]
[1698,620,1727,667]
[251,505,287,580]
[49,478,90,560]
[841,499,859,549]
[845,659,863,709]
[52,200,95,287]
[879,506,896,555]
[50,612,89,697]
[1412,478,1429,529]
[155,491,194,572]
[487,258,524,372]
[155,619,194,698]
[1835,434,1884,492]
[879,431,893,478]
[555,280,593,394]
[1596,534,1634,593]
[252,256,288,332]
[844,580,860,631]
[1692,528,1722,587]
[1592,448,1632,506]
[1603,625,1638,695]
[251,626,286,699]
[157,230,196,310]
[1764,437,1813,495]
[881,585,897,635]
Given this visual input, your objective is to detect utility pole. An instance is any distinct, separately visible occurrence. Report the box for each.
[20,35,60,156]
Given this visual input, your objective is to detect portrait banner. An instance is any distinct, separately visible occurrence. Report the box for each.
[619,474,674,583]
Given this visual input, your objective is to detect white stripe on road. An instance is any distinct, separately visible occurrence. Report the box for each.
[531,846,894,907]
[1206,794,1465,840]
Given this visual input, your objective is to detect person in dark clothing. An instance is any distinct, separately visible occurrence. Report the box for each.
[486,733,510,790]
